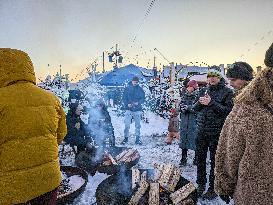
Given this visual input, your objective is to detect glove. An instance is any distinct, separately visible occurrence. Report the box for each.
[219,195,230,204]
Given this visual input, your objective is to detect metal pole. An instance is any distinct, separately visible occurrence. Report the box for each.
[115,44,118,68]
[103,52,105,73]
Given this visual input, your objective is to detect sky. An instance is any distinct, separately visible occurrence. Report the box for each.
[0,0,272,81]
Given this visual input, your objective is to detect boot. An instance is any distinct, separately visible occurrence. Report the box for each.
[121,138,128,145]
[202,187,217,200]
[197,184,205,198]
[135,139,142,145]
[179,149,187,166]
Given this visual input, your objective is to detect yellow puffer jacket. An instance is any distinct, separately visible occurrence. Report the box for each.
[0,48,67,204]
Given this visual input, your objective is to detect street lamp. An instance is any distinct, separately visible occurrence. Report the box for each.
[108,44,123,68]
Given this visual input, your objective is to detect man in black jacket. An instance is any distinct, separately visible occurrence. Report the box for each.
[193,66,234,199]
[122,76,145,145]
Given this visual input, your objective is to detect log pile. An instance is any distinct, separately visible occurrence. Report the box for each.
[102,149,140,166]
[129,164,196,205]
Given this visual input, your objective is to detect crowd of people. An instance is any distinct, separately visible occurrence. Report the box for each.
[0,42,272,205]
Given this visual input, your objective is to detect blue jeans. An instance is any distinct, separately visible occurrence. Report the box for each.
[124,110,142,141]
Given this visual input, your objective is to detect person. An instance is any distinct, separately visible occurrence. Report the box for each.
[87,99,115,147]
[122,76,145,145]
[0,48,67,204]
[193,66,234,199]
[165,108,180,145]
[226,61,254,94]
[179,80,198,166]
[215,43,273,205]
[64,103,90,154]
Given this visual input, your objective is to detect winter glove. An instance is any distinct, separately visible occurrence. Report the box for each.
[219,195,230,204]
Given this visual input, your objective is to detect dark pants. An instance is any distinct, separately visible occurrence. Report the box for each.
[196,132,220,189]
[20,188,58,205]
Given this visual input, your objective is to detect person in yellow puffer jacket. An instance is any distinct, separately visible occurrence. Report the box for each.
[0,48,67,204]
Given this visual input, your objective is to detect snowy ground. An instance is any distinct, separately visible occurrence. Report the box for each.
[62,109,233,205]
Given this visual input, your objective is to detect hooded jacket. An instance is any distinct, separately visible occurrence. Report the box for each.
[215,67,273,205]
[0,48,67,204]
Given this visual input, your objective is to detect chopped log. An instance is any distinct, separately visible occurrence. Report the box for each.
[116,149,136,163]
[167,167,180,192]
[153,164,165,181]
[140,171,147,182]
[128,180,149,205]
[149,182,159,205]
[158,164,175,189]
[132,168,140,189]
[115,150,129,161]
[181,198,195,205]
[107,153,118,165]
[169,182,196,205]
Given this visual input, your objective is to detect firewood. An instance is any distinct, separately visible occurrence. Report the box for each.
[149,182,159,205]
[158,164,175,189]
[115,150,128,161]
[167,167,180,192]
[153,164,165,181]
[117,149,136,162]
[107,153,118,165]
[169,182,196,205]
[132,168,141,189]
[128,180,149,205]
[181,198,195,205]
[141,171,147,182]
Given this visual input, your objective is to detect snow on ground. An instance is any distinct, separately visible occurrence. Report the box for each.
[64,109,233,205]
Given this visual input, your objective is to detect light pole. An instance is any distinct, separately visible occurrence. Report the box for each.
[108,44,123,68]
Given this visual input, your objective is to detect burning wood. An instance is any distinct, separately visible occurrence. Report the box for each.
[102,149,140,166]
[102,153,117,166]
[128,180,149,205]
[169,182,196,205]
[116,149,140,163]
[149,183,160,205]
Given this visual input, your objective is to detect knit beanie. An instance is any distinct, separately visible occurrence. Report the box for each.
[226,62,253,81]
[132,76,139,82]
[187,80,198,89]
[207,65,222,78]
[264,43,273,68]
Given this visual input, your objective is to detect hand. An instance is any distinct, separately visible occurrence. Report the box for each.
[128,104,133,108]
[219,195,230,204]
[199,95,211,105]
[75,122,80,129]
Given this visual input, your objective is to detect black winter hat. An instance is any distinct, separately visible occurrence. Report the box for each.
[226,62,253,81]
[132,76,139,82]
[264,43,273,67]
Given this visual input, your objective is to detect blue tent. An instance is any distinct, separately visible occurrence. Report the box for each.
[99,64,154,87]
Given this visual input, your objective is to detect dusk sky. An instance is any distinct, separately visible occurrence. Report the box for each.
[1,0,272,81]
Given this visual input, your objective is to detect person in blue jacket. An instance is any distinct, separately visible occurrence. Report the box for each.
[121,76,145,145]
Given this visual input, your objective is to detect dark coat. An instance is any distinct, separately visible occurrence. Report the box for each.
[122,83,145,112]
[65,112,88,147]
[193,79,234,136]
[179,90,198,150]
